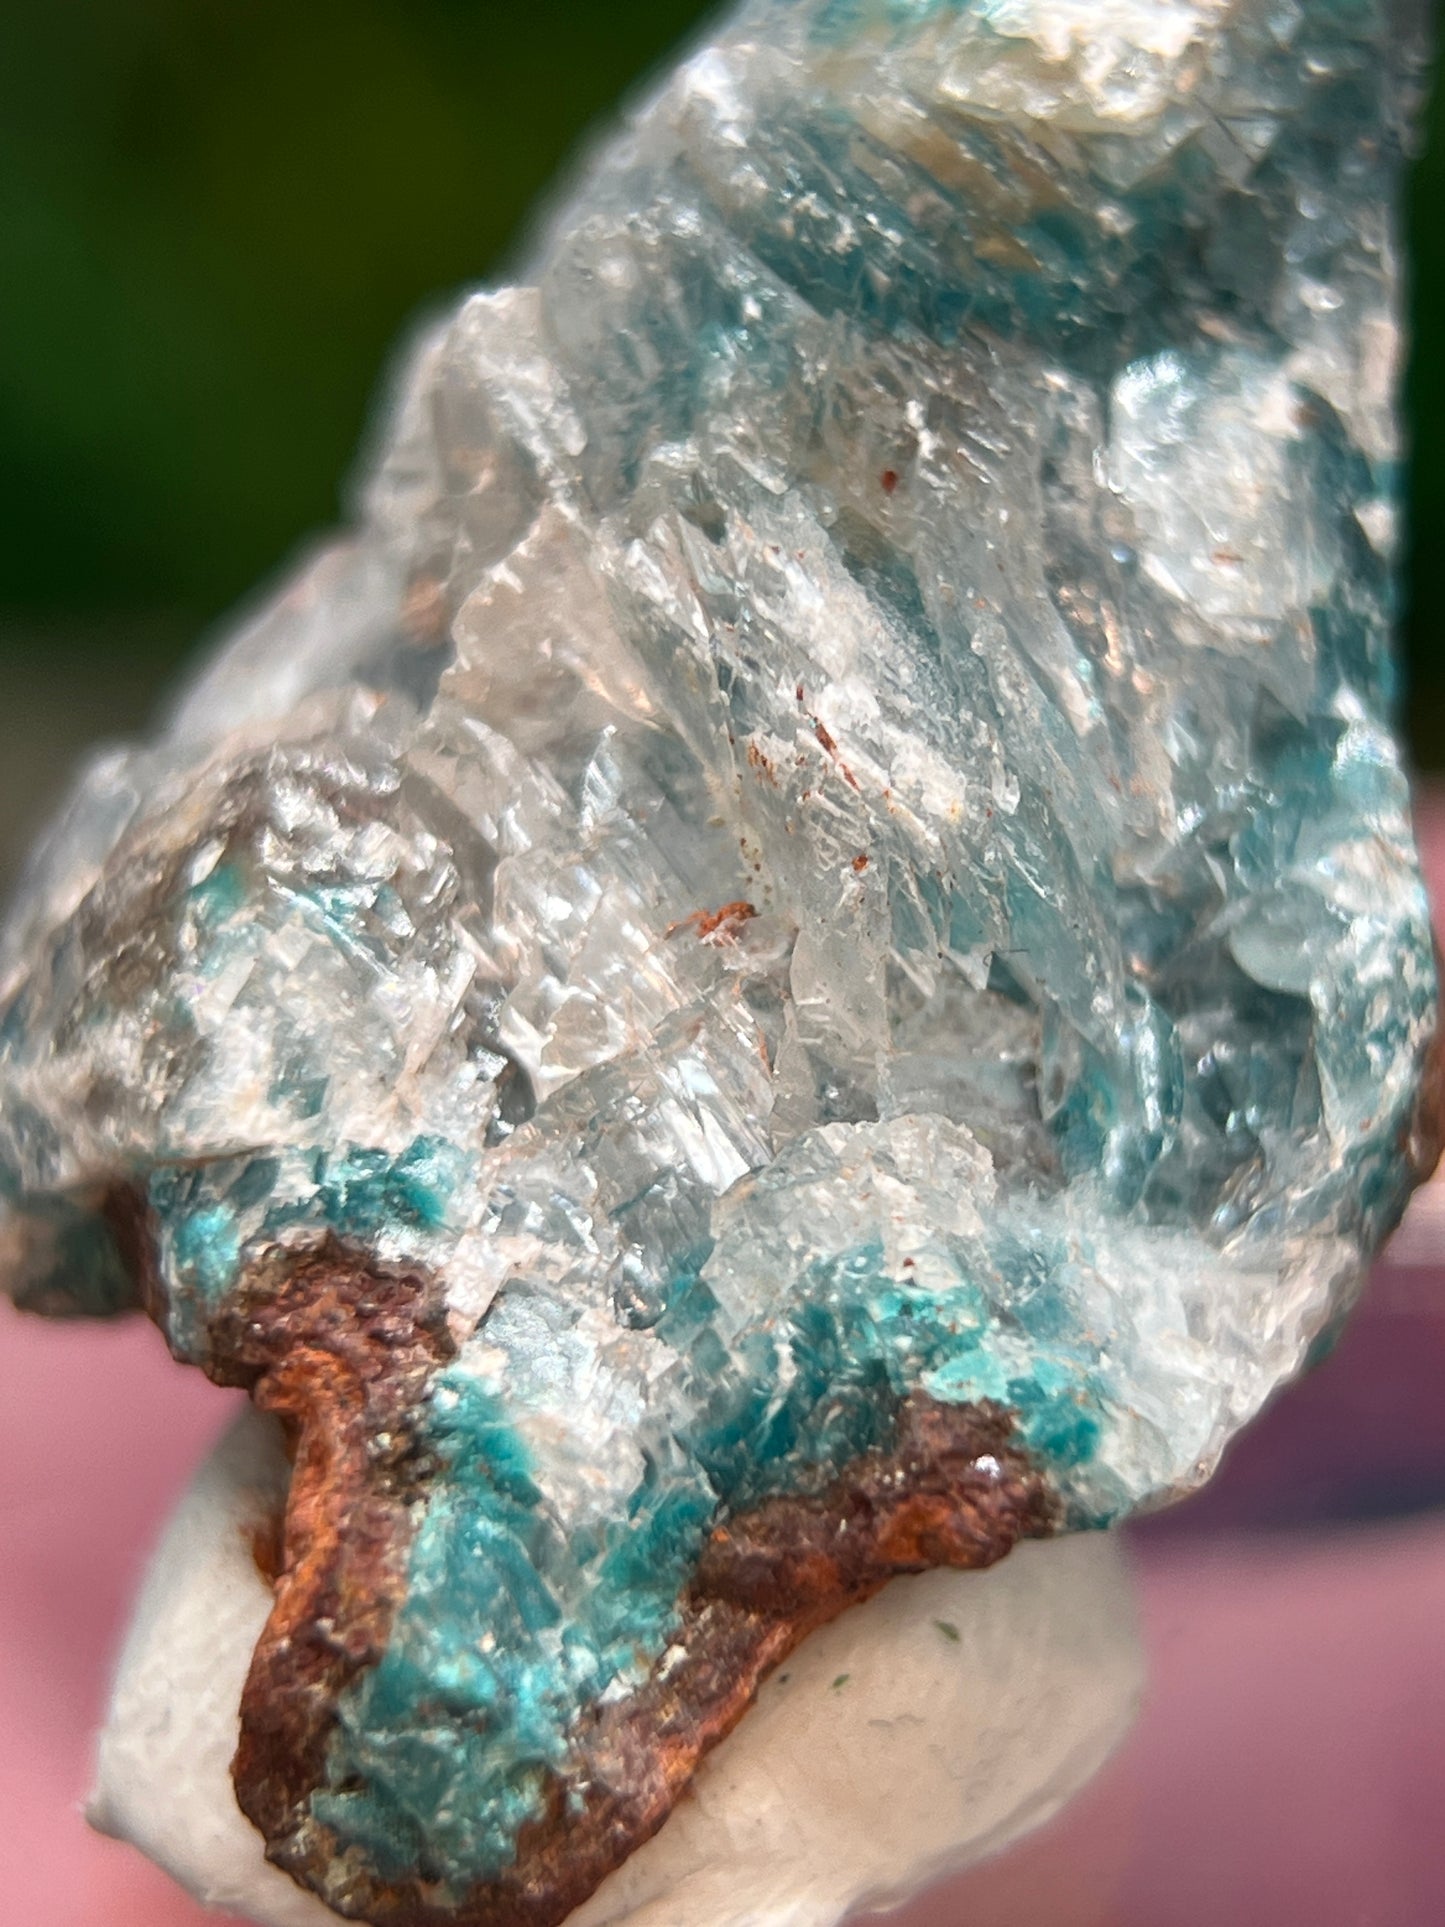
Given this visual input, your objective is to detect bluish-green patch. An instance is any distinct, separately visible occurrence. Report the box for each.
[313,1215,1111,1886]
[313,1371,714,1891]
[184,858,247,935]
[307,1137,466,1239]
[147,1135,467,1359]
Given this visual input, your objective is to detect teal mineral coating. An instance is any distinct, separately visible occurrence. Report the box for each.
[308,1138,467,1240]
[313,1371,719,1887]
[0,0,1436,1907]
[185,858,247,934]
[315,1241,1108,1889]
[148,1136,468,1358]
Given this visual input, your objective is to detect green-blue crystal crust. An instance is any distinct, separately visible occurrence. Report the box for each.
[0,0,1436,1910]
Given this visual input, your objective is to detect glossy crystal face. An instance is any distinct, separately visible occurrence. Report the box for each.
[0,2,1436,1920]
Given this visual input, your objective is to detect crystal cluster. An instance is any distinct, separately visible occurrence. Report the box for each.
[1,2,1436,1923]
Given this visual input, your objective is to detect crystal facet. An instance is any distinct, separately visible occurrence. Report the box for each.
[1,3,1437,1922]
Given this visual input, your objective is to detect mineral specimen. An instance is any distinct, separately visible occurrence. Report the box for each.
[1,1,1438,1923]
[90,1407,1143,1927]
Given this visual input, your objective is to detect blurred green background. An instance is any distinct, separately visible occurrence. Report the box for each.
[0,0,1440,879]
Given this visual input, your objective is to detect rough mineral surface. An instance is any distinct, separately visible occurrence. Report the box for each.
[90,1408,1142,1927]
[0,1,1437,1923]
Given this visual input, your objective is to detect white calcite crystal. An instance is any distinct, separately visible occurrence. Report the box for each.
[1,1,1436,1923]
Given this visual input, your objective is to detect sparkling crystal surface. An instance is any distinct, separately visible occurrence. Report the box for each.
[1,0,1436,1911]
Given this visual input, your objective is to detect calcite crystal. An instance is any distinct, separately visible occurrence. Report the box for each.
[2,1,1438,1923]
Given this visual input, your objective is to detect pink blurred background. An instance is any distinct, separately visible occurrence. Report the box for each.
[5,811,1445,1925]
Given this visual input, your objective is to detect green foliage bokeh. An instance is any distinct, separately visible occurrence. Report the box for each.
[0,1,1440,753]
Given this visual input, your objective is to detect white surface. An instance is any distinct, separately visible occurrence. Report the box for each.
[89,1408,338,1927]
[91,1406,1143,1927]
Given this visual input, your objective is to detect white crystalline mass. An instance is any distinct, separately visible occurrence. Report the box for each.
[0,0,1434,1524]
[3,0,1435,1917]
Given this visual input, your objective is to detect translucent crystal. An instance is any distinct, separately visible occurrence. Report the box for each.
[1,0,1435,1917]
